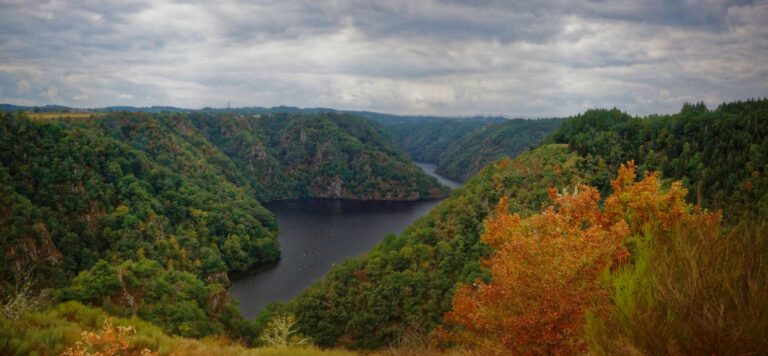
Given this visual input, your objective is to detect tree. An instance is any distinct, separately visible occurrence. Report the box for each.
[258,315,310,348]
[439,162,711,354]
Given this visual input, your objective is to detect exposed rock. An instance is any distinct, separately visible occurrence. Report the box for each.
[5,223,63,274]
[206,271,230,286]
[117,268,138,318]
[206,287,231,315]
[327,176,344,198]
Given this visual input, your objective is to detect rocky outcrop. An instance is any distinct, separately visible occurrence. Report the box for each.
[5,223,63,275]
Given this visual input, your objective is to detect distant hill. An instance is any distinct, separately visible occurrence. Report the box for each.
[97,105,192,113]
[434,118,564,181]
[0,104,31,111]
[371,116,563,181]
[4,103,536,181]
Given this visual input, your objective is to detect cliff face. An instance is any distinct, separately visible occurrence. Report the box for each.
[5,225,63,276]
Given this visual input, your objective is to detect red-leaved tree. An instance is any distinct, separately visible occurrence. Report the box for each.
[438,162,707,354]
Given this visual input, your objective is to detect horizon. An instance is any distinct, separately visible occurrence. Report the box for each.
[5,98,765,120]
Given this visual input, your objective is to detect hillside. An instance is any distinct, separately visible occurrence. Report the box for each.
[276,99,768,351]
[0,110,447,341]
[372,116,563,181]
[1,111,279,338]
[282,144,586,348]
[180,111,448,201]
[549,99,768,217]
[3,99,766,355]
[371,117,505,164]
[434,118,564,181]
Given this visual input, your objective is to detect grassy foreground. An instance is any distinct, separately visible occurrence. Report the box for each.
[0,302,357,356]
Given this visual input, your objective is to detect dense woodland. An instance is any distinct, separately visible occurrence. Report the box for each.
[0,110,446,352]
[278,99,768,352]
[368,116,504,164]
[284,144,586,348]
[374,116,563,181]
[2,99,767,355]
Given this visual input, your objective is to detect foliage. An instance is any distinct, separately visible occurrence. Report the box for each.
[0,302,357,356]
[375,116,562,182]
[549,98,768,218]
[288,145,588,348]
[586,217,768,355]
[59,259,256,340]
[61,317,157,356]
[435,118,564,181]
[1,275,51,321]
[259,315,310,348]
[439,162,721,354]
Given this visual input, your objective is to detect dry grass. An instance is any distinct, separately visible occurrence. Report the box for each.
[166,338,358,356]
[586,219,768,355]
[27,112,102,120]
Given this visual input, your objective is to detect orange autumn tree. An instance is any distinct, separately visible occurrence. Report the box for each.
[61,317,157,356]
[440,162,709,354]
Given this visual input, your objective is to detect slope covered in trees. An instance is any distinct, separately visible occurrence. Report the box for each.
[370,116,505,164]
[180,111,448,201]
[373,116,563,181]
[549,99,768,217]
[282,144,588,348]
[3,99,766,354]
[0,110,446,341]
[434,118,564,181]
[281,99,768,353]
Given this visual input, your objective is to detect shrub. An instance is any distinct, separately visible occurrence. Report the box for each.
[586,218,768,355]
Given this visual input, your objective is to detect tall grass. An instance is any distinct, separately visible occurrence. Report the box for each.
[586,218,768,355]
[0,302,359,355]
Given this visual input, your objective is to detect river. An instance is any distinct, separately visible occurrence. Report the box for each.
[229,162,462,319]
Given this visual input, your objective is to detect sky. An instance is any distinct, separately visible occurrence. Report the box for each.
[0,0,767,117]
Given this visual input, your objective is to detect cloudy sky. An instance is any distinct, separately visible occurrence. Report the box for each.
[1,0,767,117]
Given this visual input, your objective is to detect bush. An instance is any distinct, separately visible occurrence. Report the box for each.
[586,219,768,355]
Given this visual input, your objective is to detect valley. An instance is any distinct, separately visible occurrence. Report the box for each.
[230,165,462,319]
[2,2,766,354]
[2,99,767,355]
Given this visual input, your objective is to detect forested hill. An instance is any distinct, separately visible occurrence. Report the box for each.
[1,111,280,339]
[370,116,505,164]
[274,99,768,351]
[180,111,448,201]
[0,110,446,341]
[372,116,563,181]
[3,99,766,355]
[548,99,768,217]
[283,144,585,348]
[2,103,563,183]
[434,118,564,181]
[0,110,446,287]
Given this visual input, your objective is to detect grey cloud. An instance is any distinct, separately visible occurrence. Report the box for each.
[0,0,766,116]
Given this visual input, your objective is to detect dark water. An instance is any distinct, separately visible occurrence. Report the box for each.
[230,163,462,320]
